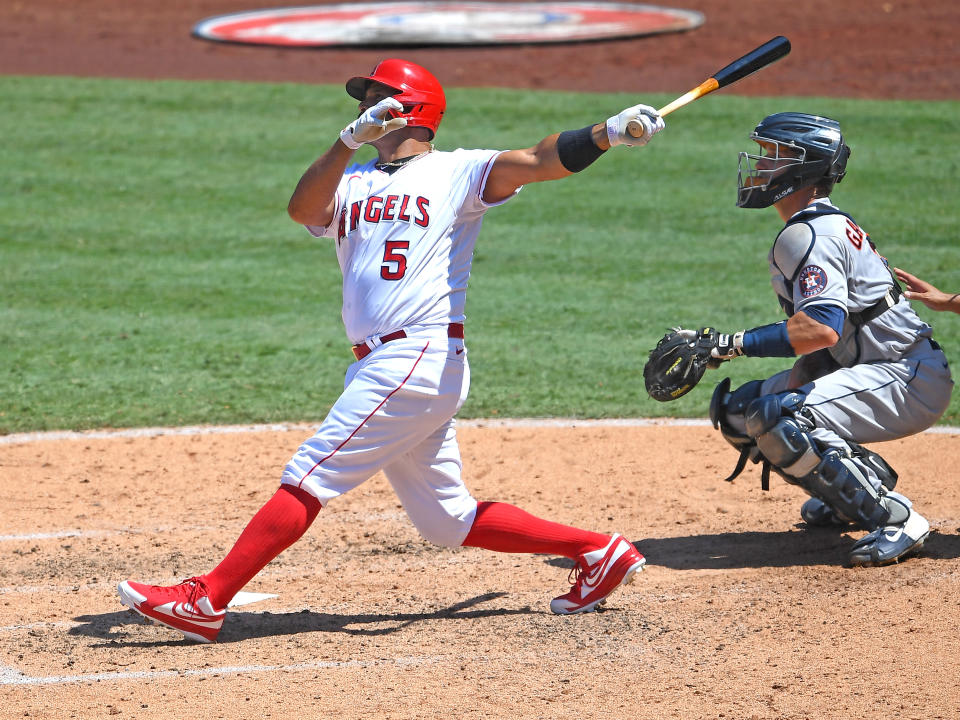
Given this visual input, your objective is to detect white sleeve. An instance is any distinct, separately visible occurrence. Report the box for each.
[301,160,376,238]
[459,149,522,216]
[302,191,342,239]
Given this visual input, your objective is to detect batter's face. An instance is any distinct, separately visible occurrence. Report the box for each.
[359,81,402,115]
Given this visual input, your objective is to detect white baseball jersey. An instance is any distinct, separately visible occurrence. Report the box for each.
[281,147,519,544]
[306,149,516,344]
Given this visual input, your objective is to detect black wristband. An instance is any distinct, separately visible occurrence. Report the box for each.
[557,125,605,173]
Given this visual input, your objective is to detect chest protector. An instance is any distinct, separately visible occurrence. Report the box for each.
[774,203,901,322]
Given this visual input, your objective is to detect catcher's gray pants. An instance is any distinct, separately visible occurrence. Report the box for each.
[761,339,952,488]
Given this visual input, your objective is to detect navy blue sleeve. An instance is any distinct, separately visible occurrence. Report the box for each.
[741,321,795,358]
[800,304,845,336]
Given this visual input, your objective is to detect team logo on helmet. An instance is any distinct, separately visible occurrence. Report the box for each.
[799,265,828,298]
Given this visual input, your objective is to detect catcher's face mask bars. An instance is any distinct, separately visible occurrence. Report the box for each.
[737,137,805,205]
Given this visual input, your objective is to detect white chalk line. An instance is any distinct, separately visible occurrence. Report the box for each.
[0,525,217,543]
[1,418,957,447]
[0,620,77,632]
[0,580,130,596]
[0,529,114,542]
[0,655,439,686]
[0,422,317,446]
[0,418,712,446]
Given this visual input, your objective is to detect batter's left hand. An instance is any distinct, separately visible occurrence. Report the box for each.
[340,97,408,150]
[606,103,665,147]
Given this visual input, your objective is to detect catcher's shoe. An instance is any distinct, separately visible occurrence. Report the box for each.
[800,498,852,527]
[118,577,225,643]
[848,511,930,567]
[550,534,645,615]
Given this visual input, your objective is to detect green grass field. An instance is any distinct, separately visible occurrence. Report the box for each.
[1,76,958,433]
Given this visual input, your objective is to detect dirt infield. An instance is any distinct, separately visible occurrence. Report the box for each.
[2,423,960,719]
[2,1,960,718]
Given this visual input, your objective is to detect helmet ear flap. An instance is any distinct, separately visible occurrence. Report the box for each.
[831,143,851,183]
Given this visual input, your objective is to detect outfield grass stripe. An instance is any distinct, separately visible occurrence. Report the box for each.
[2,76,957,430]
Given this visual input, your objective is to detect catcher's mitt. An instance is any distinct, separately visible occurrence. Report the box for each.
[643,327,718,402]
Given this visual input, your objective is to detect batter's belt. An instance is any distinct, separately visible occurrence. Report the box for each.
[352,323,465,361]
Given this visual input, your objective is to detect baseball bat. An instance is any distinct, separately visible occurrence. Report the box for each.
[626,36,791,137]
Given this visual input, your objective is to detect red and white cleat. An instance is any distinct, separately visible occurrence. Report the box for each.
[118,577,225,643]
[550,533,645,615]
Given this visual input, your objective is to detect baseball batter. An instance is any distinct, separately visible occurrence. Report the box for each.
[704,112,953,566]
[118,58,664,642]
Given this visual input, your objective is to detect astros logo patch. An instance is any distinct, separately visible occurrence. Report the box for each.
[799,264,827,298]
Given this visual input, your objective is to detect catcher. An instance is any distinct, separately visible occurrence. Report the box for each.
[644,112,953,566]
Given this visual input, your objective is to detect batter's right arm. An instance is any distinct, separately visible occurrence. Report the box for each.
[288,98,407,227]
[287,140,354,228]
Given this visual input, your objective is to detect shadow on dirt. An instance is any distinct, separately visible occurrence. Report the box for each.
[541,529,960,571]
[71,591,535,645]
[626,529,960,570]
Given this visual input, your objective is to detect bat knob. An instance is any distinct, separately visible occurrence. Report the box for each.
[626,120,644,138]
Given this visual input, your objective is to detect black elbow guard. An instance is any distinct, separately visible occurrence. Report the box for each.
[557,125,605,172]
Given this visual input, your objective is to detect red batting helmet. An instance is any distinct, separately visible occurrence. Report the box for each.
[346,59,446,139]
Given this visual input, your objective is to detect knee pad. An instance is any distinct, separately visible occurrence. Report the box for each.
[721,388,904,530]
[744,394,902,531]
[745,392,820,480]
[710,377,764,452]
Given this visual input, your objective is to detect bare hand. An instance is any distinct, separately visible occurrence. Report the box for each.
[894,267,960,313]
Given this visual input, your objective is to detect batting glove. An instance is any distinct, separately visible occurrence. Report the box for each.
[340,97,408,150]
[606,103,665,147]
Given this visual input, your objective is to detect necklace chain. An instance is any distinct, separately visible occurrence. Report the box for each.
[375,147,433,173]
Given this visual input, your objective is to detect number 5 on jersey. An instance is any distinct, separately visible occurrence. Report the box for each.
[381,240,409,280]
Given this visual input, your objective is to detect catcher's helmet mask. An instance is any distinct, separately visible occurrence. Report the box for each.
[346,58,446,140]
[737,112,851,209]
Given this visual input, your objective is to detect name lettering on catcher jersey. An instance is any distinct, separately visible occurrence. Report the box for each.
[339,194,431,242]
[845,219,865,250]
[844,219,890,266]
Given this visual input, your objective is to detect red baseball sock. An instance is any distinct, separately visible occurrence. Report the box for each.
[202,484,321,610]
[461,501,609,559]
